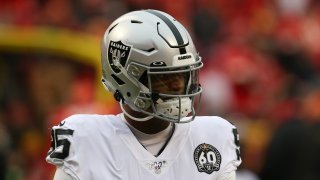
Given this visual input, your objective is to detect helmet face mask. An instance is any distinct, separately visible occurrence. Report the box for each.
[101,9,203,123]
[129,60,202,123]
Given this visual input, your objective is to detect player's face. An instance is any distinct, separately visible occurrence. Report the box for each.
[150,72,187,95]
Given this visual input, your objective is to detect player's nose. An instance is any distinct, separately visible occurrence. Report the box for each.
[168,80,185,94]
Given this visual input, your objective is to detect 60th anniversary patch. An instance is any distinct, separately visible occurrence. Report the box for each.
[194,143,221,174]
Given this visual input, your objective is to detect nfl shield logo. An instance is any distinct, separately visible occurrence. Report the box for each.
[108,40,132,73]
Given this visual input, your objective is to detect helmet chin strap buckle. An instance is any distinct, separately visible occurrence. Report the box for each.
[151,92,160,102]
[114,90,123,102]
[134,99,146,109]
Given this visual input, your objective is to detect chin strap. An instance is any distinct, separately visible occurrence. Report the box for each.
[120,99,154,121]
[155,97,192,118]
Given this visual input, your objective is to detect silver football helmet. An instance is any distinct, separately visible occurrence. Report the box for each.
[101,9,203,123]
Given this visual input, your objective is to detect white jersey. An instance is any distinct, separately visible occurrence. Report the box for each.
[46,114,241,180]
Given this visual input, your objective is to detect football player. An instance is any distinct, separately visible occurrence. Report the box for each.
[46,9,241,180]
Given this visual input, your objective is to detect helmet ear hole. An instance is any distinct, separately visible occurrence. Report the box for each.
[138,70,149,87]
[111,74,125,85]
[127,92,131,97]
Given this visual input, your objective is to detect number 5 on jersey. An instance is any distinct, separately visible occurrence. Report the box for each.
[48,128,74,159]
[232,128,241,160]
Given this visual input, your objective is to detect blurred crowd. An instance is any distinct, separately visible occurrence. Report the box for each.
[1,0,320,179]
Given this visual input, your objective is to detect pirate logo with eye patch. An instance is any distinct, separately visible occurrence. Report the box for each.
[108,41,132,73]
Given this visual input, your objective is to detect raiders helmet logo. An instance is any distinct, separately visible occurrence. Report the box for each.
[108,40,132,73]
[194,143,221,174]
